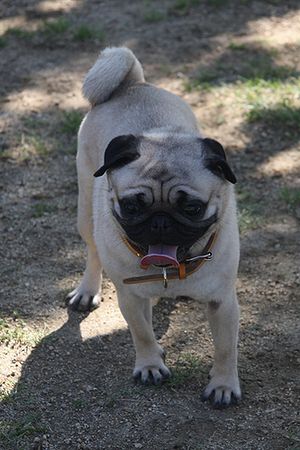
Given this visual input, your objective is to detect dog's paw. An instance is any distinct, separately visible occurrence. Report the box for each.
[201,373,241,408]
[133,351,171,385]
[65,287,100,312]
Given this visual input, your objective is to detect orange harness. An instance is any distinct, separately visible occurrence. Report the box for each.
[122,232,218,287]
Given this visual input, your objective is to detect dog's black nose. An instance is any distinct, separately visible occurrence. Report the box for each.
[151,214,172,235]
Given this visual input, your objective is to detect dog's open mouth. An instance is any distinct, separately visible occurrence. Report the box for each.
[140,244,180,268]
[118,212,219,270]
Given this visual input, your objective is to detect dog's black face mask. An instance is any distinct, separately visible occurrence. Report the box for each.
[113,195,217,262]
[115,207,216,246]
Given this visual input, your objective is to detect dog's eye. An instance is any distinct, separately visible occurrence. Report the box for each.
[122,201,140,215]
[177,193,206,218]
[182,203,204,216]
[120,196,147,216]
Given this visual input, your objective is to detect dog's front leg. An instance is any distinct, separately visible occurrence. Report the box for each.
[66,150,102,312]
[117,290,170,384]
[202,290,241,407]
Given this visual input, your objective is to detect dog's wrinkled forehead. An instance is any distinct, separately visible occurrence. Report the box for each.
[108,133,219,202]
[94,131,236,204]
[139,136,193,176]
[111,135,203,190]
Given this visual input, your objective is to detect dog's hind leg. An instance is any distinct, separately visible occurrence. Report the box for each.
[66,147,102,312]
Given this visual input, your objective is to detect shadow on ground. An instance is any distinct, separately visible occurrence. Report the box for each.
[0,285,298,449]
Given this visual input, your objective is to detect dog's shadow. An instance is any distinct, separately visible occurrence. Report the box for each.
[1,297,212,450]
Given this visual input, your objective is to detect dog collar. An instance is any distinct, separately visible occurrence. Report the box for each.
[122,232,218,288]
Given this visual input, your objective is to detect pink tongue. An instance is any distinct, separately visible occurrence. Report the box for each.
[140,244,179,268]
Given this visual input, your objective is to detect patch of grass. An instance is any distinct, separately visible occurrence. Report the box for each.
[229,39,278,56]
[143,9,165,22]
[228,42,248,51]
[42,18,70,35]
[238,207,262,234]
[184,65,231,91]
[0,380,17,404]
[6,27,34,39]
[243,63,296,83]
[73,24,105,42]
[173,0,190,11]
[158,64,173,76]
[73,399,85,410]
[5,27,34,39]
[196,69,220,84]
[237,189,264,233]
[0,36,7,48]
[0,389,11,404]
[182,80,194,93]
[32,203,57,218]
[4,27,34,43]
[238,78,300,111]
[280,187,300,209]
[279,430,300,444]
[4,18,106,46]
[172,0,208,13]
[187,64,297,92]
[183,77,213,92]
[241,78,299,92]
[184,41,298,93]
[61,110,83,134]
[227,76,300,129]
[246,101,300,132]
[0,317,26,346]
[248,53,296,82]
[1,117,56,161]
[167,353,204,388]
[0,415,47,446]
[22,115,46,130]
[28,136,48,155]
[0,317,42,347]
[17,134,49,160]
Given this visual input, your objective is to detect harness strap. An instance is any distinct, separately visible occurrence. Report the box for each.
[123,232,218,285]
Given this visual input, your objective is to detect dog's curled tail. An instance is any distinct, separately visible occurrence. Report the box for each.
[82,47,145,106]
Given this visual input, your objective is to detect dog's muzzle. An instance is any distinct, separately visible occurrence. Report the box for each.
[115,211,217,268]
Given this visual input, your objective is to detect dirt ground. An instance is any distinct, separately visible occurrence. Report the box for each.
[0,1,299,449]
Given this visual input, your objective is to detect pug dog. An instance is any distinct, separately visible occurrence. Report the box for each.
[66,47,241,407]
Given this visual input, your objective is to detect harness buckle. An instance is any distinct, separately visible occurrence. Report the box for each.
[185,251,212,263]
[162,267,168,289]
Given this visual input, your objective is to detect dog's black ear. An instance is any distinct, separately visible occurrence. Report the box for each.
[94,134,140,177]
[202,137,236,184]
